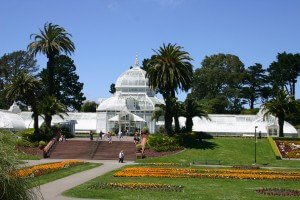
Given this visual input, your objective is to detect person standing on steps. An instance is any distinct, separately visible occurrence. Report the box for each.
[99,130,103,140]
[89,130,94,141]
[119,150,125,163]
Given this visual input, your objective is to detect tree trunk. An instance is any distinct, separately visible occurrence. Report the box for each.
[47,56,55,96]
[164,94,173,136]
[186,115,193,132]
[44,113,52,135]
[278,116,284,137]
[31,103,39,135]
[171,91,180,133]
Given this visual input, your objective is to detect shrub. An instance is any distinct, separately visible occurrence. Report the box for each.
[268,137,281,159]
[16,128,34,140]
[60,126,74,138]
[147,134,181,152]
[38,141,47,149]
[16,138,36,148]
[0,130,38,199]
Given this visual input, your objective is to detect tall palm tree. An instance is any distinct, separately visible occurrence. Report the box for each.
[263,90,298,137]
[183,98,208,132]
[28,23,75,96]
[146,43,193,136]
[6,73,41,134]
[38,96,68,132]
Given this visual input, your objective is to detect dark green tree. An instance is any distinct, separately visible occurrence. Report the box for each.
[0,50,38,109]
[146,43,193,136]
[263,90,298,137]
[267,52,300,97]
[28,23,75,96]
[40,55,85,111]
[38,96,68,132]
[6,73,41,134]
[241,63,269,109]
[109,83,116,94]
[80,101,98,112]
[183,97,208,132]
[191,54,246,114]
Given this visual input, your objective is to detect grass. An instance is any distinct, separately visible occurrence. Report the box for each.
[137,137,300,168]
[63,165,300,200]
[28,162,101,188]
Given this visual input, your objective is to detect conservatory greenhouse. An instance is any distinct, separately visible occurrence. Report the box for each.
[0,56,298,137]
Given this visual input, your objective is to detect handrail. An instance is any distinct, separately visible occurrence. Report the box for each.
[89,134,101,159]
[43,134,59,158]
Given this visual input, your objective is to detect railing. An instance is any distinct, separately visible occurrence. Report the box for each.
[89,134,101,159]
[43,134,59,158]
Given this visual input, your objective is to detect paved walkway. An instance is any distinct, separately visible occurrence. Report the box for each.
[30,159,134,200]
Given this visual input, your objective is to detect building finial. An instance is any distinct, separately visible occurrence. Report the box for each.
[134,52,139,67]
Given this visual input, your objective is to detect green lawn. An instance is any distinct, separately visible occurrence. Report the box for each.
[28,162,101,188]
[64,165,300,200]
[137,137,300,168]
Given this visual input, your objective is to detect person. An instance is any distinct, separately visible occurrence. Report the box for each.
[59,134,63,142]
[107,132,112,144]
[99,130,103,140]
[89,131,94,141]
[119,150,125,163]
[118,130,122,140]
[133,130,140,144]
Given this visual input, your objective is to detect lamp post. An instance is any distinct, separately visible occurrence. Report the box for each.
[254,126,258,164]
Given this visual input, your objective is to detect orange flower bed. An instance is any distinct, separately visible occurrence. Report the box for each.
[17,160,85,178]
[114,167,300,180]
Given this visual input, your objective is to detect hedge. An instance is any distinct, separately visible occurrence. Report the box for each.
[267,137,281,159]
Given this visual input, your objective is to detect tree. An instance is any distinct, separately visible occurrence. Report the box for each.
[263,90,298,137]
[146,43,193,136]
[81,101,98,112]
[6,73,41,134]
[0,50,38,109]
[183,97,208,132]
[40,55,85,111]
[109,83,116,94]
[191,54,246,114]
[38,96,68,132]
[28,23,75,96]
[241,63,269,109]
[267,52,300,97]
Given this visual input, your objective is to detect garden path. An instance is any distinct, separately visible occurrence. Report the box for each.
[30,159,134,200]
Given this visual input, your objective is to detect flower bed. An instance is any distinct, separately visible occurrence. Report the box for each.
[142,163,182,166]
[275,140,300,159]
[89,182,183,192]
[256,188,300,196]
[17,160,85,178]
[114,167,300,180]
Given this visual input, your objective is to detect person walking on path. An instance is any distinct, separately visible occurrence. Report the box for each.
[118,130,122,141]
[119,150,125,163]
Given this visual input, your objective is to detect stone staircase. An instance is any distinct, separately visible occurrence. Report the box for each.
[92,141,136,161]
[49,140,136,160]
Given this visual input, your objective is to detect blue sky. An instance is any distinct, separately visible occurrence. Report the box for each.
[0,0,299,102]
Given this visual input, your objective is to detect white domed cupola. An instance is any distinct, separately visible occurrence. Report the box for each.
[115,54,150,93]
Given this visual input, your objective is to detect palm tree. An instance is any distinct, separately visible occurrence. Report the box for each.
[263,90,298,137]
[28,23,75,96]
[38,96,68,132]
[6,73,41,134]
[183,98,208,132]
[146,43,193,136]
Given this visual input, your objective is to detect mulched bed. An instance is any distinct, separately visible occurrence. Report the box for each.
[256,188,300,196]
[16,146,42,157]
[142,148,183,158]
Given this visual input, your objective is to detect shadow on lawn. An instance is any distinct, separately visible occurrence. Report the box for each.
[178,132,218,150]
